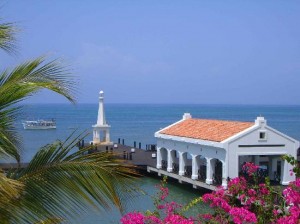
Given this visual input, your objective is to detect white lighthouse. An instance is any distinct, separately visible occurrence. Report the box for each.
[92,90,112,145]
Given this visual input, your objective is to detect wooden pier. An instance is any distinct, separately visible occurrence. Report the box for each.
[0,142,217,191]
[147,166,216,191]
[87,142,216,191]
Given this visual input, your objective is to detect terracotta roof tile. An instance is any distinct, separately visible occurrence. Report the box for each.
[159,118,254,142]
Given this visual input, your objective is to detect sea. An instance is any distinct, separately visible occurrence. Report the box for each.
[15,104,300,223]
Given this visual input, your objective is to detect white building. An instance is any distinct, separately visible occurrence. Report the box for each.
[155,113,299,187]
[92,90,113,146]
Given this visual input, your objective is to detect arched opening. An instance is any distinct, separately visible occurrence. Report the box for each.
[160,148,168,171]
[167,149,177,173]
[197,156,207,181]
[171,150,179,174]
[182,152,192,177]
[212,158,223,186]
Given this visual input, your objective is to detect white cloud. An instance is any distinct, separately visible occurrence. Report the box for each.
[76,43,171,77]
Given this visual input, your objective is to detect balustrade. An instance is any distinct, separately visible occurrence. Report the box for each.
[184,165,192,177]
[212,173,222,186]
[161,160,167,170]
[172,162,179,173]
[198,165,207,181]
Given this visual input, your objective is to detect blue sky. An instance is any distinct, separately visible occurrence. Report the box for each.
[1,1,300,104]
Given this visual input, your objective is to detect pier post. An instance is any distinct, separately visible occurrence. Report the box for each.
[122,139,125,145]
[134,141,136,148]
[118,138,120,144]
[139,142,141,149]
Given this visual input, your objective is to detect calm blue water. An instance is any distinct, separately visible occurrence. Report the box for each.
[18,104,300,162]
[14,104,300,223]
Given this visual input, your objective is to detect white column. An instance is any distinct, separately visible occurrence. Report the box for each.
[167,149,174,172]
[156,148,162,169]
[281,159,295,185]
[179,152,185,176]
[192,155,199,180]
[221,160,227,188]
[206,158,213,184]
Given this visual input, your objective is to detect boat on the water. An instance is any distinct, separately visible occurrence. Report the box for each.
[22,119,56,130]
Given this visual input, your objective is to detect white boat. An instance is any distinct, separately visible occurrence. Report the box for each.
[22,119,56,130]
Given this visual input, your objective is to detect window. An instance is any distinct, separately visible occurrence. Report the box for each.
[259,131,266,140]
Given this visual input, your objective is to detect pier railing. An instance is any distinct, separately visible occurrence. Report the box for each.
[172,162,179,173]
[184,166,192,177]
[161,160,167,171]
[198,166,206,181]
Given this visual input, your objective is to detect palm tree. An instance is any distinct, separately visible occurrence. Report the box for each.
[0,20,137,223]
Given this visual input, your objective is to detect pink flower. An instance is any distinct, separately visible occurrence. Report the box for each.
[228,177,247,195]
[145,215,163,224]
[248,189,256,197]
[259,183,269,195]
[120,212,145,224]
[203,191,231,213]
[200,213,213,220]
[242,162,259,176]
[164,214,194,224]
[229,207,257,224]
[157,204,165,210]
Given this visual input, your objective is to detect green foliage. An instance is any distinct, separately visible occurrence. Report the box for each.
[2,132,138,223]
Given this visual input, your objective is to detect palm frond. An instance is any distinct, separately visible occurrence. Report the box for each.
[0,107,21,162]
[7,132,139,223]
[0,57,76,161]
[0,171,23,222]
[0,57,76,107]
[0,21,17,54]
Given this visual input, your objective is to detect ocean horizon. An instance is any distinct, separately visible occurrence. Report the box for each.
[17,103,300,161]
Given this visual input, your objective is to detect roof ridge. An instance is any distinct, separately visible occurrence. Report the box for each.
[189,118,254,124]
[159,118,254,142]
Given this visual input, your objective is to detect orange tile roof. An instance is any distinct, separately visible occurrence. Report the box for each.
[159,118,254,142]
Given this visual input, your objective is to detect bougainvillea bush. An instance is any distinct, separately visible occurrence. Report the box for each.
[121,157,300,224]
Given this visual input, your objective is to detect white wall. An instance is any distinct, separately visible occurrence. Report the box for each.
[157,138,226,162]
[226,125,298,184]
